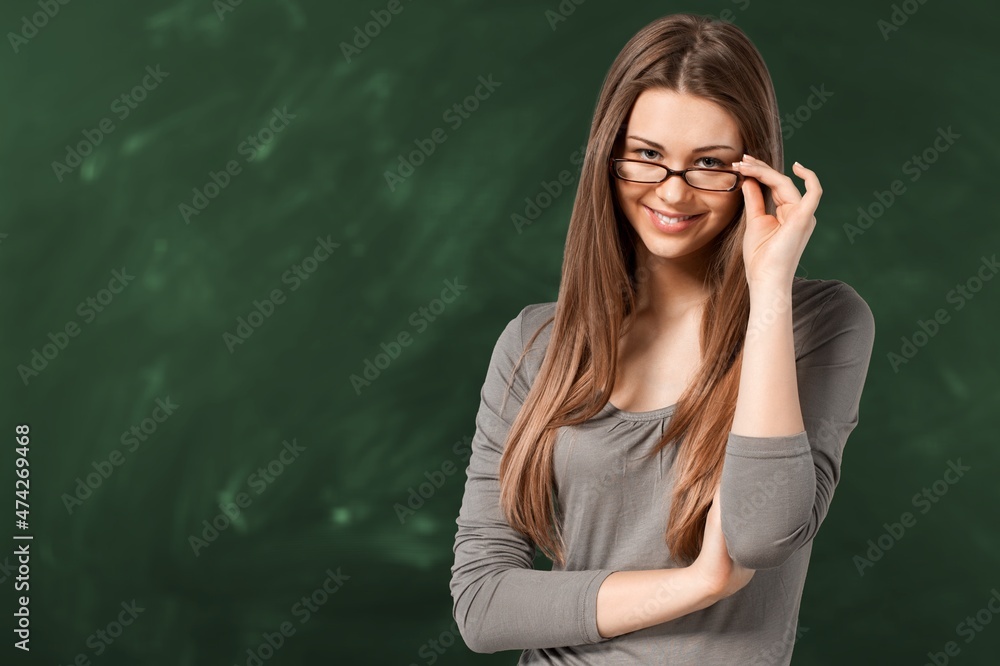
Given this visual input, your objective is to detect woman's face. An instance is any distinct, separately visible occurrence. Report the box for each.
[612,88,745,264]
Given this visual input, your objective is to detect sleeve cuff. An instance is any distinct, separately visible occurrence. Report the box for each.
[581,570,618,644]
[726,431,811,459]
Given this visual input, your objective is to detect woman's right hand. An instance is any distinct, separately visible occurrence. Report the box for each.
[690,485,756,602]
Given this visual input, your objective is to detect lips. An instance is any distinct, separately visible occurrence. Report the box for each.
[643,205,704,233]
[645,205,702,223]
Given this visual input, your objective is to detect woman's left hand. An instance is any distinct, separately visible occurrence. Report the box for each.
[734,155,822,289]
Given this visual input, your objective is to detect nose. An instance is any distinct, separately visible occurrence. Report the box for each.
[653,170,694,204]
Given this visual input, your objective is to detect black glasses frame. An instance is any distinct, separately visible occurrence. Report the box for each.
[609,157,745,192]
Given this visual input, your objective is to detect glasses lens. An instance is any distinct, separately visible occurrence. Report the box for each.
[615,161,666,183]
[686,169,739,191]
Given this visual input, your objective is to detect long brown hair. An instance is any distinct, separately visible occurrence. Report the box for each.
[497,13,783,567]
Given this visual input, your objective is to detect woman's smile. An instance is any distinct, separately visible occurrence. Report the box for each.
[643,204,706,233]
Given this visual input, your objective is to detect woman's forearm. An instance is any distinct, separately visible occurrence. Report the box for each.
[731,281,804,437]
[595,566,717,639]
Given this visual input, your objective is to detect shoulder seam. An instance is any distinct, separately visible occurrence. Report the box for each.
[518,302,557,346]
[517,305,525,356]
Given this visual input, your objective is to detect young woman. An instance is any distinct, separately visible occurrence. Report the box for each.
[450,13,875,665]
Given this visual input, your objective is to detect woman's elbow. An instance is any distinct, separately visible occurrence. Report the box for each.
[451,611,502,654]
[450,582,497,654]
[726,539,796,570]
[723,523,812,570]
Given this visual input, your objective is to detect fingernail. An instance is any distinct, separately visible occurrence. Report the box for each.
[731,161,742,168]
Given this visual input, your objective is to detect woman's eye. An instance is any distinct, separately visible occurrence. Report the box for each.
[631,151,726,167]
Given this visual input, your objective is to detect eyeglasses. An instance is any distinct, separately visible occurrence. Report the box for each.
[609,158,744,192]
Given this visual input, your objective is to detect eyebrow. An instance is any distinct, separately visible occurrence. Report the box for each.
[626,135,737,154]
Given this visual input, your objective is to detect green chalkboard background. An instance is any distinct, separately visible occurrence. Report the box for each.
[1,0,998,664]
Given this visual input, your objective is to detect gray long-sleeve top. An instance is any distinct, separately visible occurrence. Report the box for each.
[449,277,876,665]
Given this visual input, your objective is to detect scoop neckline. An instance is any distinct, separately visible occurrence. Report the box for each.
[598,399,678,422]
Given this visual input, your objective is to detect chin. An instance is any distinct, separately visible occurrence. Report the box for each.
[641,237,707,260]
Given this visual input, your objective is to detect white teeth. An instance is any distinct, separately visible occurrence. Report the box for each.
[653,210,697,224]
